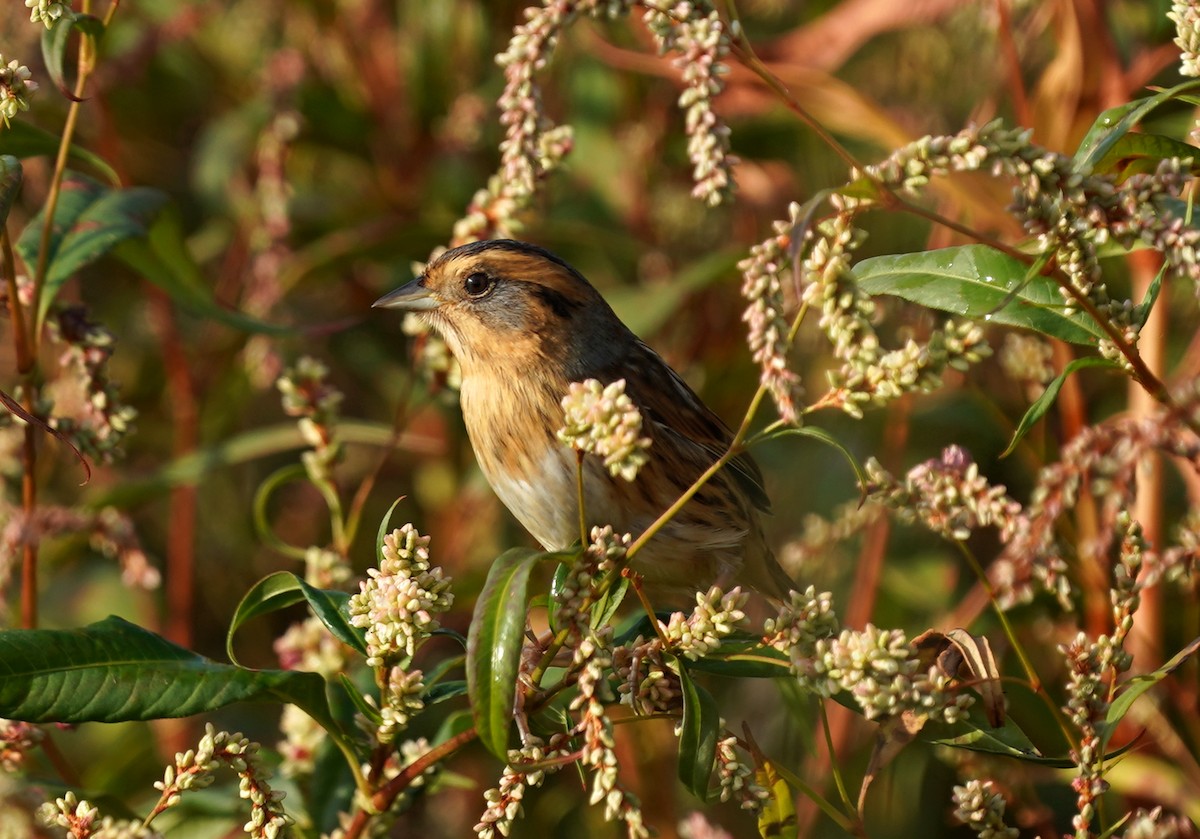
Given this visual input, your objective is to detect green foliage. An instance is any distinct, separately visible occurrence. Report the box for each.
[1,2,1200,838]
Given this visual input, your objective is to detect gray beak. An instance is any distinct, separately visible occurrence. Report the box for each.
[373,278,439,311]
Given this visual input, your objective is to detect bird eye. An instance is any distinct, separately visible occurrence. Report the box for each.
[463,272,493,298]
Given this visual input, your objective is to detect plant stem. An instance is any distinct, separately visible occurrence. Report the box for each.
[818,700,856,816]
[32,14,102,345]
[341,727,478,839]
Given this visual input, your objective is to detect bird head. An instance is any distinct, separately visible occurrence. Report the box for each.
[374,240,630,376]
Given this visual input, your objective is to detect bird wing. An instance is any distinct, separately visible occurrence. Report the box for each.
[621,341,771,513]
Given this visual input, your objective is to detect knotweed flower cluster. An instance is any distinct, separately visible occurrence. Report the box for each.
[475,733,572,838]
[460,0,740,241]
[553,525,630,638]
[660,585,749,660]
[0,57,36,127]
[715,735,767,811]
[571,631,650,838]
[42,726,290,838]
[644,1,736,206]
[951,780,1018,839]
[738,203,804,423]
[0,505,158,610]
[865,445,1023,543]
[1061,513,1153,838]
[25,0,67,28]
[998,387,1200,608]
[786,196,990,417]
[0,720,42,772]
[559,378,652,481]
[150,725,290,839]
[765,588,973,724]
[276,356,343,483]
[1170,1,1200,77]
[998,332,1055,394]
[778,499,884,579]
[39,792,161,838]
[349,525,452,742]
[45,305,137,464]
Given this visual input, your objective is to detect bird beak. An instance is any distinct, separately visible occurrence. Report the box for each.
[373,278,439,311]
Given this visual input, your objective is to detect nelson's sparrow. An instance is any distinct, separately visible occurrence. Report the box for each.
[374,239,793,600]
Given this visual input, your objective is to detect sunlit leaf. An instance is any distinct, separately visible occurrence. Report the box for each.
[41,11,105,99]
[1099,636,1200,753]
[467,547,542,759]
[676,662,719,800]
[1074,80,1200,171]
[1090,133,1200,182]
[1002,357,1119,457]
[854,245,1105,345]
[226,571,366,665]
[15,172,167,330]
[0,616,336,729]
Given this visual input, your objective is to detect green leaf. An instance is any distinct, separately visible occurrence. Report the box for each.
[337,672,382,728]
[676,662,720,800]
[226,571,367,665]
[376,496,406,557]
[424,680,469,706]
[1089,133,1200,181]
[112,208,291,334]
[853,245,1106,345]
[15,172,168,329]
[1099,636,1200,753]
[754,425,867,491]
[685,642,791,679]
[41,11,105,99]
[0,156,21,226]
[1075,80,1200,171]
[1134,262,1167,329]
[1002,357,1120,457]
[466,547,542,760]
[0,616,336,728]
[591,574,628,631]
[753,756,798,839]
[0,122,119,184]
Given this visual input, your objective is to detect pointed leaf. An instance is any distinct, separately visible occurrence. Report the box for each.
[0,616,335,728]
[753,756,798,839]
[466,547,542,759]
[1134,262,1167,329]
[1099,636,1200,753]
[0,156,21,226]
[676,662,720,800]
[1001,357,1119,457]
[226,571,366,665]
[755,425,867,490]
[41,12,105,99]
[1075,80,1200,171]
[1089,133,1200,181]
[0,122,119,184]
[854,245,1106,345]
[15,173,167,328]
[113,209,291,334]
[376,496,406,557]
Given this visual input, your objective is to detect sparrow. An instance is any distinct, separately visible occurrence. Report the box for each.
[374,239,793,600]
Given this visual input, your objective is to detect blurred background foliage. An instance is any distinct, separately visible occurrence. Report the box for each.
[2,0,1199,836]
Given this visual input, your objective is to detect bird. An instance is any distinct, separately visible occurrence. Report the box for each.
[374,239,793,601]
